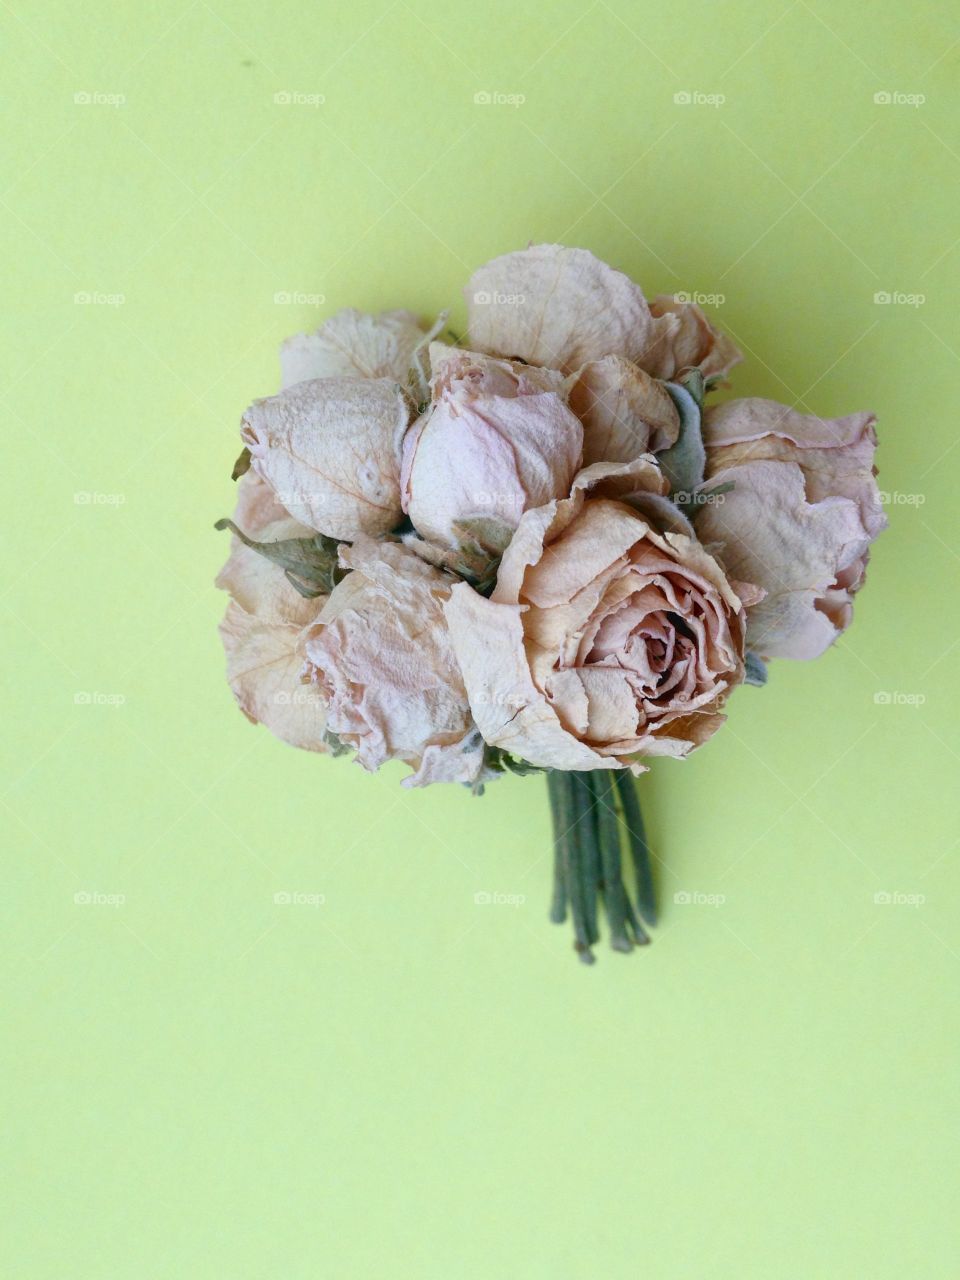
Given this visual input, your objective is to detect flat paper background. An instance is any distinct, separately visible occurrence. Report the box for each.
[2,1,958,1275]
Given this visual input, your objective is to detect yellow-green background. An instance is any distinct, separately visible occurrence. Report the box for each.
[3,1,958,1275]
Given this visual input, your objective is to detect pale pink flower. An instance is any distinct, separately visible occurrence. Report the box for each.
[697,398,886,659]
[302,537,490,787]
[444,461,752,771]
[400,343,583,549]
[241,376,411,541]
[216,514,329,752]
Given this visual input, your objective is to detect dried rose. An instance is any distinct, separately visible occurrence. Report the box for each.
[400,343,583,550]
[241,376,411,541]
[279,307,435,397]
[302,537,490,787]
[697,398,886,660]
[216,511,329,752]
[444,461,753,771]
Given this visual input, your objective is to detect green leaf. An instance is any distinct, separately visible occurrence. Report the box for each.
[659,380,706,498]
[214,518,342,595]
[451,516,514,556]
[679,367,705,410]
[744,652,768,686]
[231,447,251,481]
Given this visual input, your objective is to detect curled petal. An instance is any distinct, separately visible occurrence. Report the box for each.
[445,585,620,771]
[566,355,680,463]
[280,308,429,392]
[696,458,874,660]
[704,397,885,537]
[465,243,675,373]
[402,392,583,548]
[241,376,411,540]
[216,516,320,622]
[219,599,328,752]
[645,295,742,381]
[302,539,486,787]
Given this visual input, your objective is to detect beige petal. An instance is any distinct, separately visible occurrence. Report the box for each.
[219,600,328,752]
[705,398,885,538]
[280,308,427,391]
[241,376,410,540]
[696,459,872,660]
[215,515,320,623]
[567,355,680,462]
[491,457,668,605]
[428,341,566,399]
[402,391,583,548]
[444,584,621,771]
[521,500,648,609]
[303,539,476,781]
[465,244,675,374]
[232,470,292,534]
[645,295,742,381]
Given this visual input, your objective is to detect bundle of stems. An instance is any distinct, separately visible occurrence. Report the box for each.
[546,771,656,963]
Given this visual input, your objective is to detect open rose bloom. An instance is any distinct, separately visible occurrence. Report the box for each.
[215,245,885,961]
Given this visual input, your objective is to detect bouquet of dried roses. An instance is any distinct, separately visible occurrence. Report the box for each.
[216,244,885,962]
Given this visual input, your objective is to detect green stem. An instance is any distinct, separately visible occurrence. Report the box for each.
[614,773,657,926]
[546,770,657,959]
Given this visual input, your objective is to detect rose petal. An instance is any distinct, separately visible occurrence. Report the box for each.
[280,308,427,390]
[242,376,410,540]
[696,458,872,660]
[566,354,680,462]
[465,243,675,373]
